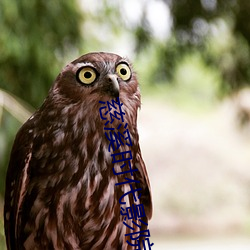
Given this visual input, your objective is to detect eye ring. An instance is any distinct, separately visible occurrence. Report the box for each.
[76,66,97,85]
[116,63,131,81]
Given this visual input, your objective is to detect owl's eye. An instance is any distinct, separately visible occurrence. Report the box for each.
[77,67,97,85]
[116,63,131,81]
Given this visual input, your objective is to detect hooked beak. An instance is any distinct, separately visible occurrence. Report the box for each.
[107,74,119,98]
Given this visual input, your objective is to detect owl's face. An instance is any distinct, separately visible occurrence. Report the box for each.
[52,52,140,107]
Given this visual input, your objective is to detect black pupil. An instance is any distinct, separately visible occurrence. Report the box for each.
[120,68,127,75]
[84,71,92,79]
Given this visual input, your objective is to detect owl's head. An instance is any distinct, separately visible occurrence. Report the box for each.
[51,52,141,109]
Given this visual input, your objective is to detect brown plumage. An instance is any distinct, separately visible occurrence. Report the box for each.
[4,52,152,249]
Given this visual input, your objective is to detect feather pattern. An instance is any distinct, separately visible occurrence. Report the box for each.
[4,52,152,249]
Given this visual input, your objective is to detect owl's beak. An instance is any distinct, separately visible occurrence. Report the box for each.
[107,74,119,98]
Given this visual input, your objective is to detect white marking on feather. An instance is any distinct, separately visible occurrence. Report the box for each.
[91,231,106,249]
[104,221,121,248]
[23,234,35,249]
[53,131,65,147]
[63,62,95,74]
[28,115,34,120]
[10,198,14,207]
[83,218,96,231]
[44,213,61,249]
[74,62,94,71]
[5,212,10,221]
[54,185,82,248]
[10,189,14,198]
[98,178,115,212]
[15,148,32,239]
[35,208,48,230]
[122,184,130,206]
[56,192,68,231]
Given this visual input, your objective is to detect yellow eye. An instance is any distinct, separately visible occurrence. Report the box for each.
[77,67,97,85]
[116,63,131,81]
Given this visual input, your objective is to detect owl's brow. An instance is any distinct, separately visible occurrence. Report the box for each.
[69,62,95,73]
[119,57,130,64]
[76,62,95,69]
[61,62,95,75]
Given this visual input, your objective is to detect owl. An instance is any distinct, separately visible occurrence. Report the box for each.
[4,52,152,249]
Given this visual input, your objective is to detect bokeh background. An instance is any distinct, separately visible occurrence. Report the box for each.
[1,0,250,249]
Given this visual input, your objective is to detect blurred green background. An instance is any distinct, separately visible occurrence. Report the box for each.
[1,0,250,249]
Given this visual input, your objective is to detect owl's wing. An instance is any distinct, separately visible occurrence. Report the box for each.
[135,147,153,219]
[4,121,33,249]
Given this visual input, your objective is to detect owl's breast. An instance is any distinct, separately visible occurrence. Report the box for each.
[20,115,140,249]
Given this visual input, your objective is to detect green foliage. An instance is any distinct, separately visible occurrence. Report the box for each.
[0,202,6,250]
[136,46,220,112]
[0,218,6,250]
[0,0,82,108]
[171,0,250,93]
[207,21,250,95]
[134,0,250,96]
[171,53,221,110]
